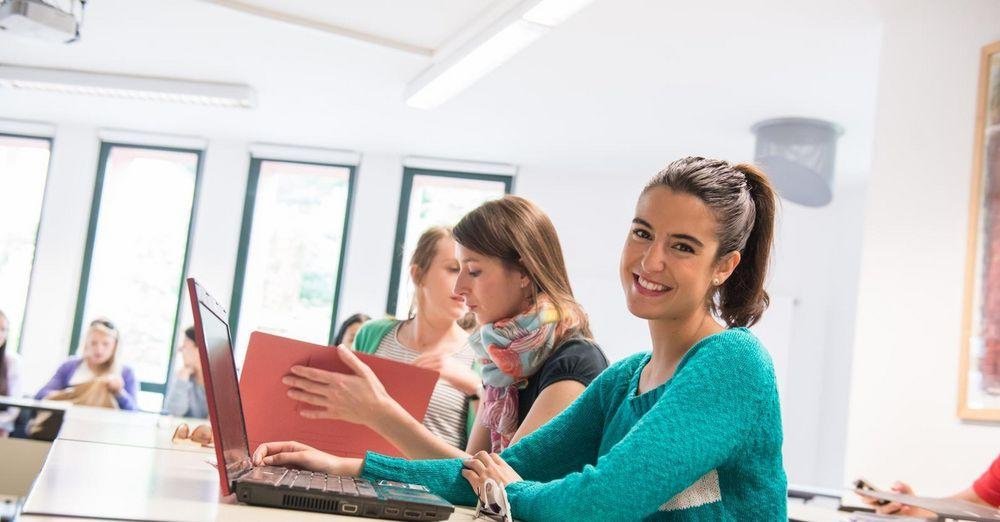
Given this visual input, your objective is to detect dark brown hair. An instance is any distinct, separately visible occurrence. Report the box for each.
[453,195,592,341]
[643,157,777,327]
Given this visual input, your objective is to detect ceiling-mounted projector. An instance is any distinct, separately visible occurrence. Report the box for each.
[0,0,83,43]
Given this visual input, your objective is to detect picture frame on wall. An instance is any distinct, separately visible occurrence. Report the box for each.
[959,40,1000,422]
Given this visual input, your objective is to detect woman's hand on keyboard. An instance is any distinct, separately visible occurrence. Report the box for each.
[252,440,363,477]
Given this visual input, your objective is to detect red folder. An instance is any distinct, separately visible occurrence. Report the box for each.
[239,331,439,459]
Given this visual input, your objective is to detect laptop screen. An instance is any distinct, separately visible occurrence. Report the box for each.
[198,299,253,485]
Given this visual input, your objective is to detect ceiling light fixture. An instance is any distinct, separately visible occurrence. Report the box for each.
[0,64,256,108]
[405,0,596,110]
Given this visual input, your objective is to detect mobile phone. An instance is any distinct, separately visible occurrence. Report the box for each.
[854,478,891,506]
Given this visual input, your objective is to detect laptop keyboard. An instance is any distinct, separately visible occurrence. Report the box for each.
[255,467,378,498]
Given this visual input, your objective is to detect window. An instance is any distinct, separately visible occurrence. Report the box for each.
[72,143,201,412]
[0,134,52,354]
[386,168,513,317]
[230,158,356,359]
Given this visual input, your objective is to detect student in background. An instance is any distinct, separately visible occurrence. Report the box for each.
[333,313,370,351]
[858,453,1000,514]
[255,158,786,520]
[274,198,608,460]
[35,318,138,411]
[162,326,207,418]
[344,227,479,450]
[0,310,22,436]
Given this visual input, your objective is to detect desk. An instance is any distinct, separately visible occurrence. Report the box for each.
[0,395,69,413]
[56,406,212,453]
[20,438,479,521]
[19,406,483,520]
[788,501,853,522]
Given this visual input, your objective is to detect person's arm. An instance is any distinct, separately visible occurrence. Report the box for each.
[973,453,1000,508]
[286,346,470,460]
[360,358,622,504]
[507,337,609,446]
[956,487,992,505]
[863,483,992,516]
[35,360,73,399]
[412,351,480,396]
[0,356,22,427]
[370,398,471,459]
[464,411,491,454]
[495,340,781,521]
[114,367,138,410]
[507,380,585,446]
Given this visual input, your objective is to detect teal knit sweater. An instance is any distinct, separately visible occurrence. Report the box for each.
[362,327,786,521]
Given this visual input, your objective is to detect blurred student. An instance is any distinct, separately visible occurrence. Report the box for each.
[333,313,370,350]
[0,310,22,436]
[35,318,138,410]
[162,326,207,418]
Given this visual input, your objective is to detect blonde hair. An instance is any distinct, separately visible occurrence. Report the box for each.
[453,196,592,342]
[407,226,454,319]
[82,317,121,374]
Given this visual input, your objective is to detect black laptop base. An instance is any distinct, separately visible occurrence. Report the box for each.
[234,467,454,521]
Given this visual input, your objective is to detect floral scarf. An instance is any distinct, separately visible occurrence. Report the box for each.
[470,296,576,452]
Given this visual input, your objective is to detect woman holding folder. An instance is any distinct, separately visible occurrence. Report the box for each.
[279,197,608,459]
[257,158,786,520]
[351,226,480,450]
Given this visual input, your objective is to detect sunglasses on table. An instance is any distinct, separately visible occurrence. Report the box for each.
[171,422,214,447]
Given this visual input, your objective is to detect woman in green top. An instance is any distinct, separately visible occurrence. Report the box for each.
[256,157,787,520]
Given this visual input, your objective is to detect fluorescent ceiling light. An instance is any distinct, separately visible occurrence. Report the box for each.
[0,64,256,108]
[406,20,547,110]
[405,0,596,109]
[523,0,597,26]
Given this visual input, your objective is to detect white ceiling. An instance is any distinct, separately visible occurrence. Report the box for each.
[222,0,498,51]
[0,0,884,185]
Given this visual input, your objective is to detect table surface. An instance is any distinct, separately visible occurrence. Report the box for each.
[56,406,214,453]
[18,407,482,522]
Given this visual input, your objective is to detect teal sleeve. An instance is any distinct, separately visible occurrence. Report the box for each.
[498,358,620,483]
[504,340,781,521]
[361,453,478,507]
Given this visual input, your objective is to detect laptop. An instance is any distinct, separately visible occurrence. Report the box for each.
[187,277,455,521]
[854,488,1000,522]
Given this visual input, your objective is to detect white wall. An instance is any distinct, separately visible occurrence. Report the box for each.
[843,0,1000,494]
[18,124,99,390]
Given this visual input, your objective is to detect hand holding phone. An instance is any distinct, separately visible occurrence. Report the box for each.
[854,478,892,507]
